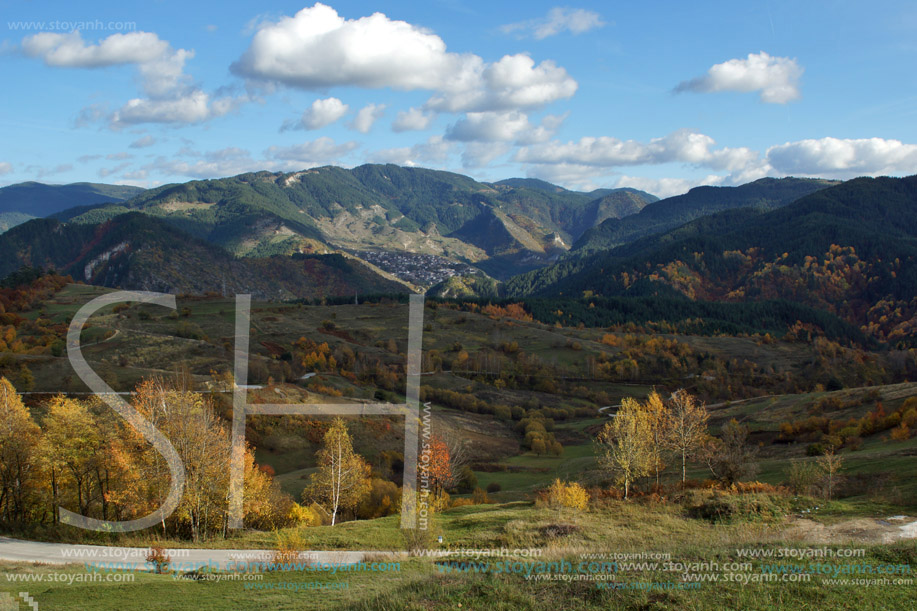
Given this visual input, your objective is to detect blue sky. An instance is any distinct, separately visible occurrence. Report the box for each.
[2,0,916,197]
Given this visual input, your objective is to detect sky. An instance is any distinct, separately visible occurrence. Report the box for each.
[1,0,917,197]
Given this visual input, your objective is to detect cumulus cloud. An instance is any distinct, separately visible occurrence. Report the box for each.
[21,30,193,98]
[515,129,757,171]
[0,162,12,175]
[425,54,577,113]
[21,29,253,127]
[369,136,454,166]
[675,52,803,104]
[765,137,917,178]
[264,137,359,165]
[614,175,725,199]
[297,97,349,130]
[350,103,386,133]
[501,7,606,39]
[110,91,248,127]
[232,3,576,113]
[392,107,436,132]
[129,135,157,148]
[446,111,564,143]
[112,92,209,125]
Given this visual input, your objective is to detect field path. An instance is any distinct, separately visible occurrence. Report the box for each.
[0,537,404,571]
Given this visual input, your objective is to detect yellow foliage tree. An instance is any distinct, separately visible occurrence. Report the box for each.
[544,479,589,509]
[597,398,652,499]
[305,418,371,526]
[0,377,42,523]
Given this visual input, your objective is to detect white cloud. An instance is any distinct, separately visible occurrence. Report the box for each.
[765,137,917,178]
[370,136,454,166]
[232,3,577,113]
[129,135,157,148]
[392,107,436,132]
[501,7,606,39]
[0,162,12,176]
[144,147,271,179]
[264,137,359,165]
[350,103,386,133]
[461,142,512,168]
[675,52,803,104]
[21,30,193,98]
[425,54,577,113]
[298,97,349,130]
[446,110,564,143]
[521,162,610,192]
[515,129,757,170]
[614,175,725,199]
[110,91,247,127]
[21,31,170,67]
[21,29,254,127]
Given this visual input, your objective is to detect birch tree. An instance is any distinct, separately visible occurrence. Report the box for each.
[306,418,370,525]
[664,390,709,483]
[643,391,670,487]
[597,398,652,499]
[0,377,41,523]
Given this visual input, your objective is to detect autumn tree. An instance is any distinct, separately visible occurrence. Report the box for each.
[0,377,42,523]
[703,419,758,485]
[40,396,103,519]
[664,390,709,483]
[597,398,652,499]
[817,449,844,500]
[423,434,452,496]
[643,391,670,487]
[306,418,371,525]
[109,378,286,539]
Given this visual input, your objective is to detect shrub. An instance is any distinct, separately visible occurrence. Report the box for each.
[786,460,819,495]
[486,482,502,494]
[540,479,589,510]
[688,492,788,523]
[146,546,170,574]
[472,487,490,505]
[271,531,306,568]
[288,502,321,527]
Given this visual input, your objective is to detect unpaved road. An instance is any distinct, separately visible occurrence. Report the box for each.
[0,537,403,571]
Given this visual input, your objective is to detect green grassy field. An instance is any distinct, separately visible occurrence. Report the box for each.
[3,501,916,609]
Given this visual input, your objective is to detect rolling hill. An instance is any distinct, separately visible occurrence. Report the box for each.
[573,177,838,253]
[0,213,407,300]
[0,211,35,233]
[507,175,917,345]
[57,164,657,278]
[0,181,145,217]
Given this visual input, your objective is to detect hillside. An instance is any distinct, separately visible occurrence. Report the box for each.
[0,181,144,217]
[507,175,917,345]
[0,211,34,233]
[0,213,407,299]
[573,177,838,252]
[59,164,657,279]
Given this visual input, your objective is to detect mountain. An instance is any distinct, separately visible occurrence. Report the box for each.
[58,165,657,279]
[573,177,838,252]
[507,175,917,345]
[0,213,407,300]
[0,182,145,217]
[0,211,35,233]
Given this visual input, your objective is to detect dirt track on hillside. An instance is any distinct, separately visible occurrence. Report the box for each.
[782,516,917,544]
